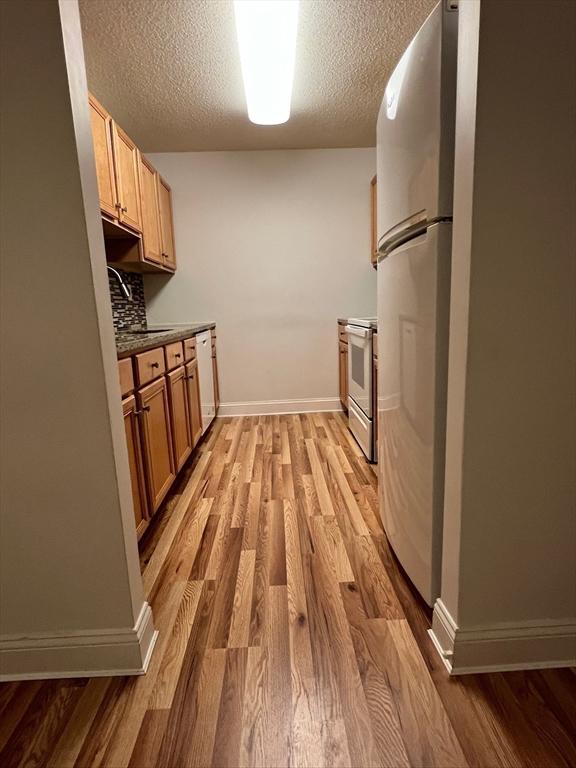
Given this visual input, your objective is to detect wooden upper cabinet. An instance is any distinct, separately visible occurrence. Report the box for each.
[111,122,142,233]
[370,175,378,268]
[139,154,163,265]
[89,95,118,219]
[158,176,176,271]
[122,395,149,540]
[88,93,178,274]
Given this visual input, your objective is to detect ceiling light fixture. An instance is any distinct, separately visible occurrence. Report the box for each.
[233,0,299,126]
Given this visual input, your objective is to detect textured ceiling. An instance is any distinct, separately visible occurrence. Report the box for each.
[79,0,436,152]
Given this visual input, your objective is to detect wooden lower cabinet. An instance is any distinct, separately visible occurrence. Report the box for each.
[167,365,193,472]
[138,376,176,514]
[339,340,348,411]
[122,395,149,540]
[185,359,203,448]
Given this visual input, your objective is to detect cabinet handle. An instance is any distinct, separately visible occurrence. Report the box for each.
[121,206,128,213]
[115,203,122,210]
[175,353,181,358]
[134,406,150,415]
[162,252,168,257]
[186,375,195,381]
[150,362,159,368]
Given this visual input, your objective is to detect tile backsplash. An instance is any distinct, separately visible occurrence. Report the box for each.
[108,269,146,332]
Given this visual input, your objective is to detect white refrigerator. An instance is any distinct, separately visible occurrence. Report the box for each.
[376,1,458,606]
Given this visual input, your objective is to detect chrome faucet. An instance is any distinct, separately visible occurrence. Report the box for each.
[107,265,133,301]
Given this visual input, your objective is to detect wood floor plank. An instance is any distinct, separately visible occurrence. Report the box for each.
[284,499,318,725]
[291,718,352,768]
[349,620,411,768]
[268,499,287,586]
[206,526,244,649]
[47,678,110,768]
[0,681,42,753]
[156,580,217,768]
[384,618,468,767]
[0,681,84,768]
[228,549,257,649]
[305,438,335,516]
[323,515,355,582]
[239,646,266,767]
[242,481,262,550]
[150,579,203,709]
[183,648,227,768]
[249,499,272,647]
[127,709,169,768]
[142,452,211,595]
[308,516,381,767]
[211,647,248,768]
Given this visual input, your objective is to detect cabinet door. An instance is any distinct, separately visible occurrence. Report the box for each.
[89,95,118,219]
[185,359,202,447]
[167,366,193,472]
[339,341,348,411]
[122,395,149,540]
[138,377,176,513]
[112,122,142,233]
[158,176,177,271]
[138,154,163,265]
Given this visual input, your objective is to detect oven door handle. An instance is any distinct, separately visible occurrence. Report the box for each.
[345,325,371,339]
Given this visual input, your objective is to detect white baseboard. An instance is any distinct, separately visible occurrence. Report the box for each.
[430,599,576,675]
[218,398,341,417]
[0,601,158,681]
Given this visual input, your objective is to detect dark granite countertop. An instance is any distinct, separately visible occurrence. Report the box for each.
[116,323,216,359]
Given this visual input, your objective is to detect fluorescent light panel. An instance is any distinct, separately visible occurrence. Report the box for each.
[233,0,299,125]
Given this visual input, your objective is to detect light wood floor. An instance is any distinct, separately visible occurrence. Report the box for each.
[1,413,575,768]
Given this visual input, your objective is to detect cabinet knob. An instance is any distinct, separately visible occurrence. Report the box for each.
[121,206,128,213]
[150,362,159,368]
[175,353,181,358]
[134,405,150,415]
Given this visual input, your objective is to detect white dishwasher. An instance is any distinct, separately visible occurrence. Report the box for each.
[196,331,215,434]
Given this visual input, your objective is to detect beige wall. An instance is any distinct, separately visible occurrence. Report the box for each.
[144,149,376,411]
[440,0,576,635]
[0,0,153,677]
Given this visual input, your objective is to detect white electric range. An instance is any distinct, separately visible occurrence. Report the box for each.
[345,317,377,462]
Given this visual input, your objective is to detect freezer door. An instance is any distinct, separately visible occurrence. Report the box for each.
[376,2,457,252]
[377,222,451,605]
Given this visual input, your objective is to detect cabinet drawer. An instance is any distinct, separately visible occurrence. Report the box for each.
[135,347,165,386]
[338,324,348,344]
[118,357,134,397]
[183,336,197,362]
[165,341,184,371]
